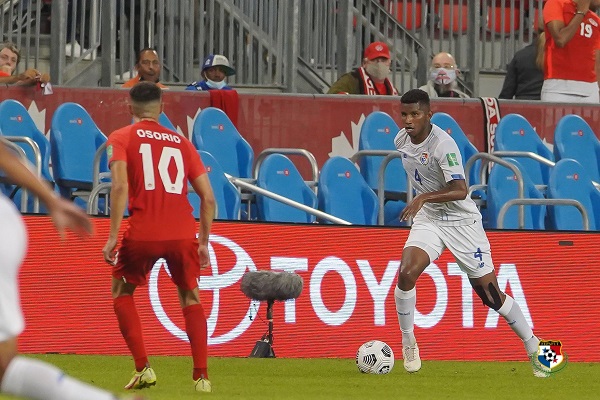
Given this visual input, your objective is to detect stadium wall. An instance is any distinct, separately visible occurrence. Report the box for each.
[2,87,599,177]
[19,216,600,362]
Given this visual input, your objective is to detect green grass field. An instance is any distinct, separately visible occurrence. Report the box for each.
[0,355,598,399]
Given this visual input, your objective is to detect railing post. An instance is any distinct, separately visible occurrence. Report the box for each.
[466,0,481,95]
[49,0,67,85]
[285,0,299,92]
[100,0,116,87]
[336,0,353,81]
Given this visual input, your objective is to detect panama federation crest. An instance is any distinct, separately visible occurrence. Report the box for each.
[536,340,567,374]
[420,152,429,165]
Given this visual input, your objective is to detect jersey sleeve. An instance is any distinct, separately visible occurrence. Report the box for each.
[435,138,465,183]
[543,0,565,24]
[185,140,206,180]
[106,128,129,165]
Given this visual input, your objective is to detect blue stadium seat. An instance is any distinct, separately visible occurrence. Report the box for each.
[318,156,379,225]
[487,158,546,229]
[256,153,317,223]
[553,114,600,183]
[357,111,406,225]
[191,107,253,178]
[494,113,554,186]
[159,112,177,131]
[431,112,482,185]
[548,159,600,231]
[50,102,108,199]
[191,150,241,220]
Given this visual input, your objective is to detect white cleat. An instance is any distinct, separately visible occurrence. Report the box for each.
[528,353,550,378]
[402,343,421,373]
[194,378,212,392]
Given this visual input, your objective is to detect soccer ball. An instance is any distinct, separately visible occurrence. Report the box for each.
[356,340,394,374]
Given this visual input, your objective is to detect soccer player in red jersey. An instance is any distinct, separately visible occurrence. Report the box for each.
[102,82,216,393]
[542,0,600,102]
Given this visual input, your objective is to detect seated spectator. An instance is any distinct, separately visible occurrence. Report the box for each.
[186,54,236,91]
[419,52,469,98]
[327,41,398,95]
[0,42,50,86]
[121,48,168,89]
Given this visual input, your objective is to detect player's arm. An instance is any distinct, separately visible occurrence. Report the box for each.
[400,179,467,221]
[0,138,92,236]
[546,0,590,47]
[595,48,600,92]
[190,173,216,268]
[103,160,128,265]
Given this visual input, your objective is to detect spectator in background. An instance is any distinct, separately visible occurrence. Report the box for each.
[186,54,236,91]
[499,15,546,100]
[122,48,168,89]
[327,41,398,95]
[420,52,469,98]
[542,0,600,103]
[0,42,50,86]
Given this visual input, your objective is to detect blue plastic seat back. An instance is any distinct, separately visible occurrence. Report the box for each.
[548,159,599,231]
[159,112,177,131]
[487,158,546,229]
[0,99,53,183]
[192,107,254,178]
[256,153,317,223]
[431,112,482,185]
[318,156,379,225]
[196,150,241,220]
[553,114,600,183]
[494,113,554,186]
[358,111,406,193]
[50,102,108,193]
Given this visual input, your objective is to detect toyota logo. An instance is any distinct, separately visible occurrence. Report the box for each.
[149,234,260,345]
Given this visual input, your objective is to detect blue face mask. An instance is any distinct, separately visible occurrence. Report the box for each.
[206,79,226,89]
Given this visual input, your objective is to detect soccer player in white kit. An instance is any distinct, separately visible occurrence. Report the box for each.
[392,89,547,378]
[0,139,145,399]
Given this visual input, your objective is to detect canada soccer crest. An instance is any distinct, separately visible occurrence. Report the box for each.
[420,152,429,165]
[536,340,567,373]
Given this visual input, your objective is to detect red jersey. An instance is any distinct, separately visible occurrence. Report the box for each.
[543,0,600,82]
[107,120,205,241]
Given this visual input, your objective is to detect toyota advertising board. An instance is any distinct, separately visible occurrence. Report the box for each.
[18,217,600,362]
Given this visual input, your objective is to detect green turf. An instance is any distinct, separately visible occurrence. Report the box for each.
[0,355,598,399]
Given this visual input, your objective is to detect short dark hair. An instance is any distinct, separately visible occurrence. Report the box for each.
[400,89,430,108]
[1,42,20,65]
[136,47,158,64]
[129,81,162,103]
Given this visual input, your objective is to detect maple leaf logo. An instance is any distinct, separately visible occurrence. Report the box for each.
[329,113,366,159]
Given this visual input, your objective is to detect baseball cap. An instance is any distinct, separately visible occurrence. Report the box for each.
[364,42,391,60]
[202,54,236,76]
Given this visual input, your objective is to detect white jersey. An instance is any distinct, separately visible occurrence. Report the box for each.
[394,123,481,226]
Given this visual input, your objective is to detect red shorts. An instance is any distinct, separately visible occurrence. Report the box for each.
[112,238,201,290]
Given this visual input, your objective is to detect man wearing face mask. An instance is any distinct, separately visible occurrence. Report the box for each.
[327,42,398,95]
[419,52,469,98]
[186,54,236,91]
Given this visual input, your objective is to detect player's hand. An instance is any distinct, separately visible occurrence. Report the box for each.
[198,244,210,269]
[400,195,425,221]
[47,196,93,238]
[103,237,118,265]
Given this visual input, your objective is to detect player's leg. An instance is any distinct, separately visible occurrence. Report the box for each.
[395,216,445,373]
[166,239,211,392]
[111,239,157,389]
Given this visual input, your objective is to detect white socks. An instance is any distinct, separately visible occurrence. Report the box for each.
[0,356,116,400]
[394,286,417,347]
[497,295,539,354]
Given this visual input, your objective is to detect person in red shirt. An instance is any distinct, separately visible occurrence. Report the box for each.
[121,48,168,89]
[103,82,216,393]
[542,0,600,102]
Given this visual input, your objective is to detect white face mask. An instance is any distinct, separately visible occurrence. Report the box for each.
[430,68,457,85]
[365,62,390,81]
[206,79,226,89]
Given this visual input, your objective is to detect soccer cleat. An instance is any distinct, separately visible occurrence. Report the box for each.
[402,343,421,373]
[528,353,550,378]
[124,366,157,390]
[194,378,212,393]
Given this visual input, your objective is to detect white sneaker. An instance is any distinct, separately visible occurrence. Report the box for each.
[402,343,421,373]
[194,378,212,392]
[65,41,91,60]
[528,353,550,378]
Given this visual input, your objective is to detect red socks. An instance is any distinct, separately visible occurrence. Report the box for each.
[113,295,148,371]
[183,303,208,380]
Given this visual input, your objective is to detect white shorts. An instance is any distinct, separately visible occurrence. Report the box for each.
[404,214,494,278]
[0,195,27,341]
